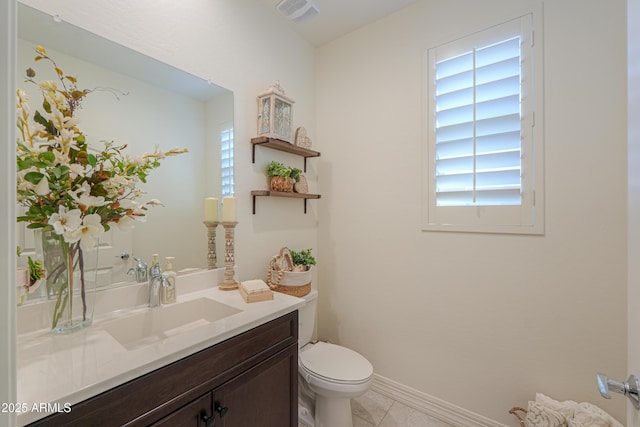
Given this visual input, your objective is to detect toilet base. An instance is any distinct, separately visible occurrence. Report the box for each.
[315,395,353,427]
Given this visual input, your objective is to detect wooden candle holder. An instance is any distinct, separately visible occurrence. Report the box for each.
[219,221,239,290]
[203,221,219,269]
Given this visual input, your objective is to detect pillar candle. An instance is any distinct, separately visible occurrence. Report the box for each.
[204,197,218,222]
[222,196,237,222]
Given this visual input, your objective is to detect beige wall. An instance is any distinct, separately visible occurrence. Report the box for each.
[2,1,318,423]
[19,0,320,284]
[316,0,628,424]
[2,0,633,425]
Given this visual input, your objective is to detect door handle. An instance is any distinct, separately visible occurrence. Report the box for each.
[597,373,640,409]
[200,410,215,427]
[215,402,229,418]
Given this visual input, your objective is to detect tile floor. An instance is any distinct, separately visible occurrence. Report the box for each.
[299,390,455,427]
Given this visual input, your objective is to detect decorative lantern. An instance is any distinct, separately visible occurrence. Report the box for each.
[257,81,295,143]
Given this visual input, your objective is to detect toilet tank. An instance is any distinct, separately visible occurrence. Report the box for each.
[298,289,318,348]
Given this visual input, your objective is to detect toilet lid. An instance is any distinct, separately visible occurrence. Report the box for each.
[299,342,373,383]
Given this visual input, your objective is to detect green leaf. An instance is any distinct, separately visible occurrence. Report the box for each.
[17,158,33,170]
[26,223,48,229]
[42,98,51,114]
[39,151,55,162]
[50,166,68,180]
[24,171,44,185]
[87,153,97,167]
[31,160,50,168]
[33,110,56,135]
[91,184,108,197]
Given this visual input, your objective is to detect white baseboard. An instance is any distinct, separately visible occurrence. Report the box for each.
[370,374,509,427]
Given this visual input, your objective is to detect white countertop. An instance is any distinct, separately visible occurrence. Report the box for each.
[16,269,304,426]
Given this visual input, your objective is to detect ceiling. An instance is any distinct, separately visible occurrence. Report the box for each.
[258,0,418,46]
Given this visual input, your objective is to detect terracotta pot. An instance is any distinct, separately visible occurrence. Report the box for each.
[270,176,294,192]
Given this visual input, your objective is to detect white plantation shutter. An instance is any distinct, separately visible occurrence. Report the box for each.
[220,126,234,197]
[424,14,543,233]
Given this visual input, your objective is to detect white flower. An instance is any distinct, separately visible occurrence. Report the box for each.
[34,175,50,196]
[70,185,110,209]
[44,92,66,113]
[38,80,57,92]
[48,206,82,235]
[114,215,135,232]
[117,199,138,209]
[65,213,104,251]
[30,122,46,137]
[55,128,78,154]
[103,175,133,197]
[68,163,87,179]
[52,149,71,166]
[126,155,145,167]
[45,107,80,132]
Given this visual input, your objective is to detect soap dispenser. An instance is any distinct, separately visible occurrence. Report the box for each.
[149,253,160,278]
[162,256,177,304]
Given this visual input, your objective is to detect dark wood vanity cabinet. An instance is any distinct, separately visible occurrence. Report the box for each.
[28,311,298,427]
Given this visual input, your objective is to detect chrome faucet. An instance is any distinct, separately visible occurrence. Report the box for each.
[127,256,148,283]
[148,258,169,308]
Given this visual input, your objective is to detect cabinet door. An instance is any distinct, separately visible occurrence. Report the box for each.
[213,344,297,427]
[150,393,212,427]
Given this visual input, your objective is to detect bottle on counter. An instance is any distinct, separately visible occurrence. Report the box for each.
[149,253,160,278]
[161,256,177,304]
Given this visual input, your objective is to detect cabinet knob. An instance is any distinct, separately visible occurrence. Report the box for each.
[200,411,215,427]
[215,403,229,418]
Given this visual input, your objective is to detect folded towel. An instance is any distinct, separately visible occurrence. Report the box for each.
[525,401,566,427]
[524,394,623,427]
[572,402,623,427]
[241,279,271,294]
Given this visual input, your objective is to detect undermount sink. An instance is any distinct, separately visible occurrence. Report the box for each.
[101,297,242,350]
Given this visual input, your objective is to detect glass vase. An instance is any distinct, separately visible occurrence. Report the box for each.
[35,229,100,334]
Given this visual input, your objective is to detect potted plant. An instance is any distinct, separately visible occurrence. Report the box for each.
[290,248,316,272]
[268,247,315,296]
[266,161,302,192]
[15,247,46,306]
[27,256,46,290]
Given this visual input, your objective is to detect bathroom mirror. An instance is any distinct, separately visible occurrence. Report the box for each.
[16,3,234,291]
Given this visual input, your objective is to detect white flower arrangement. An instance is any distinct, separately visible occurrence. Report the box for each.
[16,45,187,249]
[16,46,188,329]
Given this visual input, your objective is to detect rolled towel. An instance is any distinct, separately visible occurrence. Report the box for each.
[571,402,623,427]
[524,393,623,427]
[535,393,578,420]
[525,401,566,427]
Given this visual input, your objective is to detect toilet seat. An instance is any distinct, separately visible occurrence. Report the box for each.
[299,341,373,385]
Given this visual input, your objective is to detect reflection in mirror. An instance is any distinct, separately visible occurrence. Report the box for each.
[16,3,234,297]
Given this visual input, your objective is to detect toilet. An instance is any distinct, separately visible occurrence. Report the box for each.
[298,290,374,427]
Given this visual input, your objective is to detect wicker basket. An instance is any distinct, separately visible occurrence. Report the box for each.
[267,247,312,297]
[508,407,527,427]
[267,267,312,297]
[269,281,311,297]
[270,268,312,287]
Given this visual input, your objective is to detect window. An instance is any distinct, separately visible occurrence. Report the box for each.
[220,125,234,197]
[423,13,543,234]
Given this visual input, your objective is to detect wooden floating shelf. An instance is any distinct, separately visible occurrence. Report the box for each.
[251,136,320,172]
[251,190,321,214]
